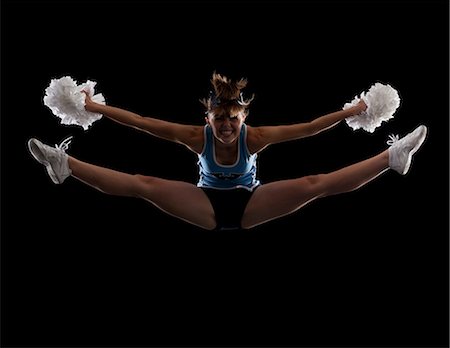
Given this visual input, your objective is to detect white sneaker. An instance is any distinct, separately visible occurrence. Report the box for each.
[28,136,73,184]
[388,125,427,175]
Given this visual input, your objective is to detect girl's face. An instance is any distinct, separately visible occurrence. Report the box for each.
[205,110,246,145]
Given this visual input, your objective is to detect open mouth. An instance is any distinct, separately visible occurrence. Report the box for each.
[219,129,233,137]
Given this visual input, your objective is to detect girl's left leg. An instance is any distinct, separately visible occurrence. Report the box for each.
[241,151,389,229]
[241,124,427,229]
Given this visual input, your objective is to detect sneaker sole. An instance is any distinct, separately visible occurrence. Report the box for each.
[27,139,61,184]
[403,125,428,175]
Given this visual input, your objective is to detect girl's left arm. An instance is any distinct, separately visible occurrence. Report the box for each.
[247,100,366,153]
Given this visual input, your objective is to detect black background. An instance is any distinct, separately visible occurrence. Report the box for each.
[2,0,449,347]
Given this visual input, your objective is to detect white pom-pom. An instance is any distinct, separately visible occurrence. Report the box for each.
[43,76,106,130]
[343,83,400,133]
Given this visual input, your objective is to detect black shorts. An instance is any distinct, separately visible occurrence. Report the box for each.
[201,186,259,231]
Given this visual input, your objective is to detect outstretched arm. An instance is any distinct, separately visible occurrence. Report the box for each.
[248,101,367,153]
[84,93,203,153]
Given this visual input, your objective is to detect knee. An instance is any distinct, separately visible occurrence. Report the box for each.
[299,174,327,195]
[132,174,157,196]
[302,174,324,187]
[134,174,155,185]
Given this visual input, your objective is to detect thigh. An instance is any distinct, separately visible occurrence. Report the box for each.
[135,175,216,230]
[241,176,324,229]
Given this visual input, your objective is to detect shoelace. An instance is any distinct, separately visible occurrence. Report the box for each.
[55,136,73,152]
[386,134,399,146]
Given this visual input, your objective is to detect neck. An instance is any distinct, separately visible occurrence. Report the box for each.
[214,137,238,150]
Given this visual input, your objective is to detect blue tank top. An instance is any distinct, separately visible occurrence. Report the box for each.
[197,124,260,191]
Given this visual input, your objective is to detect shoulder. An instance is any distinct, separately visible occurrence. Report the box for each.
[182,125,206,154]
[245,125,265,154]
[180,124,205,142]
[192,125,206,135]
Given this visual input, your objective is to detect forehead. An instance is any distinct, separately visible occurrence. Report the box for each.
[211,110,241,118]
[210,105,244,117]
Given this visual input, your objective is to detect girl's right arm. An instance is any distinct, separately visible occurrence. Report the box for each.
[84,93,204,154]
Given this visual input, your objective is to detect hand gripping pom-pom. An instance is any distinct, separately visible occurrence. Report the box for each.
[43,76,106,130]
[343,83,400,133]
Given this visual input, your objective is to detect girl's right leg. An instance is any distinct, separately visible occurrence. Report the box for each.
[28,138,216,230]
[68,157,217,230]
